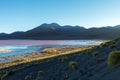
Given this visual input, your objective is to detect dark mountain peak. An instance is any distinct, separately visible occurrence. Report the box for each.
[74,26,85,29]
[12,31,24,33]
[63,25,85,29]
[26,23,61,34]
[114,25,120,28]
[11,31,24,35]
[31,23,61,31]
[50,23,60,26]
[74,25,82,27]
[40,23,48,26]
[0,33,6,34]
[0,33,7,35]
[40,23,60,27]
[101,25,120,30]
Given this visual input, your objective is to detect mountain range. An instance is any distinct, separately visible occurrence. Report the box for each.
[0,23,120,40]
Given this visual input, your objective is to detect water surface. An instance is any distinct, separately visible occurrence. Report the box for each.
[0,40,103,58]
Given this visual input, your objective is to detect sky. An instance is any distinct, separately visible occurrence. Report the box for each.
[0,0,120,33]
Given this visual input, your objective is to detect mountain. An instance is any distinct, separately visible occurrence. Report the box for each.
[0,23,120,40]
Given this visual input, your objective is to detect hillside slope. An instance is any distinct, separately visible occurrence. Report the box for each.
[1,38,120,80]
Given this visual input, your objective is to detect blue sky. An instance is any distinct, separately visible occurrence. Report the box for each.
[0,0,120,33]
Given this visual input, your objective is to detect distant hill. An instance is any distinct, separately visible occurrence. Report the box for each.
[0,23,120,40]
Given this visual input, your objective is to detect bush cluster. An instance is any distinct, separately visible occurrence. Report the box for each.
[108,50,120,67]
[69,61,78,70]
[92,51,99,57]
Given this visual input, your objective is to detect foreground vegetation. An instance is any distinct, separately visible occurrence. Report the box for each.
[108,50,120,67]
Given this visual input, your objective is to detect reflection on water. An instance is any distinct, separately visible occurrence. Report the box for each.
[0,45,28,50]
[58,40,103,46]
[0,40,103,58]
[0,45,42,58]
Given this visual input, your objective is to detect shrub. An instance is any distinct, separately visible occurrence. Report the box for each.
[69,61,78,70]
[34,71,44,80]
[108,50,120,67]
[25,75,31,80]
[112,41,116,44]
[38,71,44,76]
[92,51,98,57]
[86,50,91,55]
[99,44,103,49]
[61,56,69,62]
[109,44,116,49]
[42,49,59,54]
[99,43,106,48]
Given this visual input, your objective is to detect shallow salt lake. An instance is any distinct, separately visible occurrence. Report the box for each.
[0,40,104,58]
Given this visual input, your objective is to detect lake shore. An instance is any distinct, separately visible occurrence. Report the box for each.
[0,46,93,69]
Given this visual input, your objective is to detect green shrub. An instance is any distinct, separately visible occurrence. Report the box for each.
[112,41,116,44]
[86,50,91,55]
[35,71,44,80]
[92,51,98,57]
[69,61,78,70]
[108,50,120,67]
[61,56,69,62]
[38,71,44,76]
[99,43,106,48]
[99,44,103,48]
[109,44,116,49]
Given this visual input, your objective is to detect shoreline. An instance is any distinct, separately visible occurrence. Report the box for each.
[0,46,93,69]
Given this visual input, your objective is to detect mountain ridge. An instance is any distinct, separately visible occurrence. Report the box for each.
[0,23,120,40]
